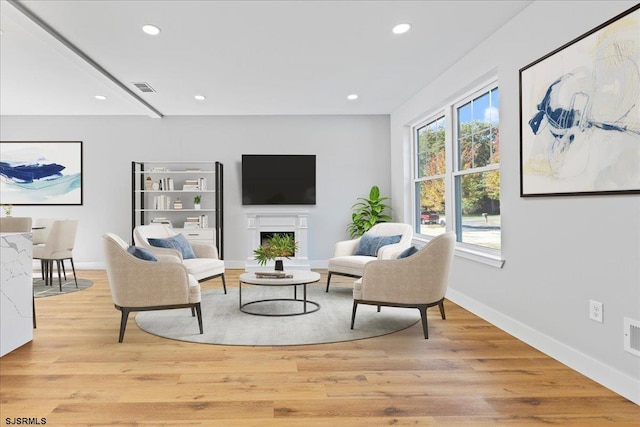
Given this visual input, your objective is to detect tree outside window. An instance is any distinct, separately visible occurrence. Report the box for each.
[413,84,501,250]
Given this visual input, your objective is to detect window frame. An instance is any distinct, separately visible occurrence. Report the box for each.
[410,78,504,268]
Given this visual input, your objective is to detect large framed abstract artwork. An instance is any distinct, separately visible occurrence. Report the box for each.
[519,4,640,197]
[0,141,83,205]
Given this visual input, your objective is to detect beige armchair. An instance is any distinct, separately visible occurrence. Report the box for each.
[326,222,413,292]
[102,233,203,343]
[351,232,455,339]
[133,224,226,293]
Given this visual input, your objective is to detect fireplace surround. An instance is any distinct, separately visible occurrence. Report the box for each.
[245,210,310,271]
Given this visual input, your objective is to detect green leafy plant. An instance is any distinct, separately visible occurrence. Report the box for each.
[347,185,392,238]
[253,233,298,266]
[193,195,201,204]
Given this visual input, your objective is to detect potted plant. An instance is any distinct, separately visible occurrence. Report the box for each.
[253,233,298,271]
[1,204,12,217]
[347,185,392,238]
[193,195,201,210]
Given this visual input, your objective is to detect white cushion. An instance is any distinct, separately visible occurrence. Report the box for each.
[328,255,376,277]
[183,258,224,281]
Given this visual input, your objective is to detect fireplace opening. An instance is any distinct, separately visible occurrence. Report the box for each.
[260,232,296,257]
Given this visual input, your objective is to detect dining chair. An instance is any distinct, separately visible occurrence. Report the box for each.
[0,216,33,232]
[32,218,58,280]
[32,219,80,291]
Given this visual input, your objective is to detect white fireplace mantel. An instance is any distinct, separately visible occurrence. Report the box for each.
[245,209,310,271]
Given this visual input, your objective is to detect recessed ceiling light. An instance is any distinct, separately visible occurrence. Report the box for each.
[392,23,411,34]
[194,95,206,101]
[94,95,107,100]
[347,94,359,100]
[142,24,161,35]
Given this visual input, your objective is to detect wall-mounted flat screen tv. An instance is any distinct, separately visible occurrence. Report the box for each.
[242,154,316,205]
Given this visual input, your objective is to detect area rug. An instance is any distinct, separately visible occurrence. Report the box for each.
[33,277,93,298]
[135,285,420,346]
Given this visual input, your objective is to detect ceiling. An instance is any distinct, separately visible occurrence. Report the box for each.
[0,0,532,117]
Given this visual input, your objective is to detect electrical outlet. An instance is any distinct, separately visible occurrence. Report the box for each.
[589,300,603,323]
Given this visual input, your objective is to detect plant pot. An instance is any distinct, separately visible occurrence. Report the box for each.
[274,259,284,271]
[194,204,201,210]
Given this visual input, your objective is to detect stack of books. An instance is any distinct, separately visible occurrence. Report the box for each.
[183,214,209,229]
[183,179,200,191]
[150,218,172,226]
[183,217,201,229]
[255,271,293,279]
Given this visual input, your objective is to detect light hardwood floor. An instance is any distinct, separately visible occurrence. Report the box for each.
[1,270,638,426]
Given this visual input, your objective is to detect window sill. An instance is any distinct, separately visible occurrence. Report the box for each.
[412,236,505,268]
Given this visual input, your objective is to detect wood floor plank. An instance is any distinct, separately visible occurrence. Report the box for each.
[1,269,638,425]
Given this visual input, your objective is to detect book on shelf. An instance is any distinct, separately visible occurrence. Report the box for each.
[159,177,173,191]
[153,195,171,210]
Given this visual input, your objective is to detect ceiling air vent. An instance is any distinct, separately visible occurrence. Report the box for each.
[132,82,156,93]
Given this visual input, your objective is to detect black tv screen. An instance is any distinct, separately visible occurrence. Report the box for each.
[242,155,316,205]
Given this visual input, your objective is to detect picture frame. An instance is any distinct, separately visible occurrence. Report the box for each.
[519,4,640,197]
[0,141,83,206]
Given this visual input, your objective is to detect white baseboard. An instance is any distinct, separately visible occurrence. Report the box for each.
[446,288,640,406]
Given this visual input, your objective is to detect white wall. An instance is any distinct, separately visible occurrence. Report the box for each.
[390,1,640,404]
[0,114,390,268]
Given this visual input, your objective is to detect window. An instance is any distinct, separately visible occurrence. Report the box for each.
[413,82,500,251]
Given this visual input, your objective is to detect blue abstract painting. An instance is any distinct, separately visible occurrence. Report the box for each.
[0,141,83,205]
[520,5,639,196]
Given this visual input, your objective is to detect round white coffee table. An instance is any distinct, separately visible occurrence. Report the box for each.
[238,271,321,316]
